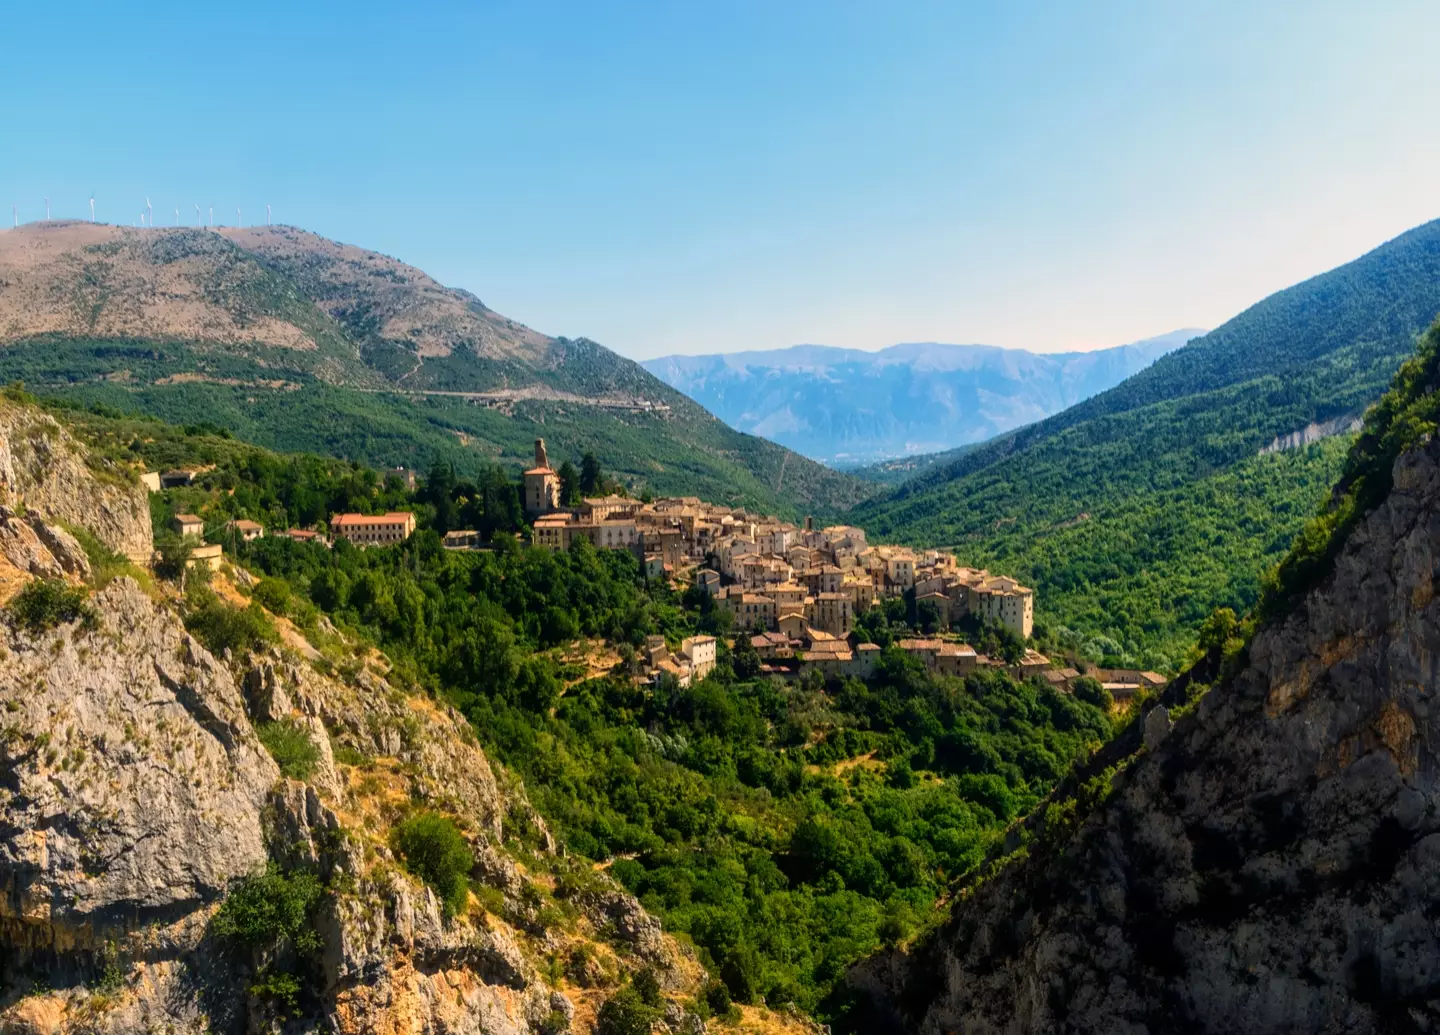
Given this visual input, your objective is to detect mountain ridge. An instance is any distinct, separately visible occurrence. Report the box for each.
[844,217,1440,666]
[643,330,1202,465]
[852,324,1440,1033]
[0,221,871,515]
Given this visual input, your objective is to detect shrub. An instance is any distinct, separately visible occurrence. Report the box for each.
[704,980,732,1016]
[596,986,659,1035]
[391,811,473,916]
[251,577,293,616]
[183,585,278,656]
[720,944,763,1004]
[213,865,323,1014]
[256,720,321,780]
[8,579,93,633]
[214,865,323,952]
[332,745,374,768]
[632,966,663,1007]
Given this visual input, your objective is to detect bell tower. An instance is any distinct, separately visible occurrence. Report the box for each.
[523,438,561,518]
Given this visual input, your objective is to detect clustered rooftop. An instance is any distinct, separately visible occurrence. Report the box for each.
[518,438,1038,680]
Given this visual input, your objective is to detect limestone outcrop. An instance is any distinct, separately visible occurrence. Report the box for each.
[0,570,704,1034]
[854,437,1440,1032]
[0,401,152,564]
[0,409,707,1034]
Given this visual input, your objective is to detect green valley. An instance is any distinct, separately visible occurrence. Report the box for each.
[28,392,1113,1027]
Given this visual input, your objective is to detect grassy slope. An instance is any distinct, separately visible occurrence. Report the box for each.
[849,218,1440,667]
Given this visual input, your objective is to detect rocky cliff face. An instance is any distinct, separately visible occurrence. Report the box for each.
[856,435,1440,1034]
[0,400,152,566]
[0,410,714,1034]
[0,571,709,1034]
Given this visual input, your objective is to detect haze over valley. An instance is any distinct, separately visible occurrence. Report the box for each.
[644,330,1204,465]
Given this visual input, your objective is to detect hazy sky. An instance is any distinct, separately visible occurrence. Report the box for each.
[6,1,1440,359]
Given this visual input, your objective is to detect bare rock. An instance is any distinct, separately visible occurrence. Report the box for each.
[26,518,90,579]
[865,436,1440,1034]
[241,659,293,723]
[0,578,277,952]
[0,507,65,579]
[0,402,151,564]
[1142,703,1171,750]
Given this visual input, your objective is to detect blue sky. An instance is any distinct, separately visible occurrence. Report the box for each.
[5,1,1439,359]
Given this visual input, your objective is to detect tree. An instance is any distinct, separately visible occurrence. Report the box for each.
[423,459,460,534]
[596,987,658,1035]
[557,461,581,507]
[731,634,762,679]
[580,452,603,495]
[1197,607,1239,654]
[391,812,473,916]
[1072,675,1113,712]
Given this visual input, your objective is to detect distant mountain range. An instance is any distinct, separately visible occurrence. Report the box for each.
[642,330,1204,466]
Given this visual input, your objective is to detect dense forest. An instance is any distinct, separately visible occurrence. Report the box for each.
[43,400,1115,1026]
[229,532,1112,1023]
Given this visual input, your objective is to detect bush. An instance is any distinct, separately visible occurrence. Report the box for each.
[183,585,278,656]
[391,811,473,916]
[720,944,763,1004]
[8,579,93,632]
[256,720,321,780]
[213,865,322,953]
[704,980,732,1016]
[213,866,323,1013]
[632,966,663,1007]
[251,577,294,616]
[596,986,659,1035]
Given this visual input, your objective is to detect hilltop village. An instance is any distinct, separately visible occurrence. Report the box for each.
[520,439,1070,688]
[156,438,1160,699]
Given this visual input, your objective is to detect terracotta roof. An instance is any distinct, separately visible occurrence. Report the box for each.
[523,466,556,476]
[231,519,262,531]
[330,512,414,527]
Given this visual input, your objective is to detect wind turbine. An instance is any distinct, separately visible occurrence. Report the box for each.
[44,197,50,220]
[266,203,271,227]
[236,206,241,228]
[195,204,201,226]
[146,197,152,228]
[208,206,213,227]
[175,207,180,227]
[12,205,16,228]
[89,194,95,222]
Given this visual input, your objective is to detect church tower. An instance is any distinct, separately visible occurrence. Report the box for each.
[523,438,560,518]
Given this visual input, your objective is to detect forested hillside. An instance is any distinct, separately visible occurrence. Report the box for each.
[859,318,1440,1035]
[849,218,1440,668]
[35,395,1115,1029]
[0,222,870,516]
